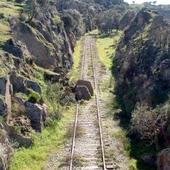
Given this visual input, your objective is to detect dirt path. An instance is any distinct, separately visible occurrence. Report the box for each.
[44,35,129,170]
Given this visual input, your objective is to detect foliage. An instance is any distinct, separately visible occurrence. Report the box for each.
[68,37,82,82]
[131,104,169,148]
[28,89,41,103]
[52,15,61,25]
[95,0,124,7]
[23,0,39,22]
[96,9,121,34]
[9,106,75,170]
[0,0,22,44]
[96,30,122,69]
[45,82,63,119]
[62,9,85,36]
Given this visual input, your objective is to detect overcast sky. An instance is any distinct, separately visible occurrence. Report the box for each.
[124,0,170,5]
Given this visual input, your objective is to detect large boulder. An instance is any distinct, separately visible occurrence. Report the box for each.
[3,39,24,58]
[157,148,170,170]
[10,71,41,94]
[75,86,91,101]
[75,80,94,96]
[10,71,26,93]
[0,124,13,170]
[25,102,47,132]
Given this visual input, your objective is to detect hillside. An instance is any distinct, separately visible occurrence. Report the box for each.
[1,0,170,170]
[0,0,127,169]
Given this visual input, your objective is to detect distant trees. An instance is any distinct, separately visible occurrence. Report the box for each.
[22,0,48,23]
[96,9,120,34]
[62,9,85,36]
[95,0,123,7]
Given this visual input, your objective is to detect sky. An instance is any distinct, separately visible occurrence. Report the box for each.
[124,0,170,5]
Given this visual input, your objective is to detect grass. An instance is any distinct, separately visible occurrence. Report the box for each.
[0,0,22,44]
[68,37,82,82]
[0,22,11,43]
[9,106,75,170]
[96,30,122,69]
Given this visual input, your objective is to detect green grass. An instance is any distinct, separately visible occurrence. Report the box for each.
[96,30,122,69]
[0,21,11,43]
[68,37,82,82]
[9,106,75,170]
[0,0,22,44]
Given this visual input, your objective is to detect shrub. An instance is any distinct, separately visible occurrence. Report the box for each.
[131,104,168,149]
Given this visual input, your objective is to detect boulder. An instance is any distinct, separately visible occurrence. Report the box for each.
[157,148,170,170]
[0,77,7,96]
[25,102,47,132]
[44,71,60,82]
[25,80,41,94]
[0,96,7,116]
[75,80,94,96]
[10,71,42,94]
[3,39,23,58]
[10,71,26,93]
[75,85,91,101]
[6,125,33,148]
[0,124,13,170]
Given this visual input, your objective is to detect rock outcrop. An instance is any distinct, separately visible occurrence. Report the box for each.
[25,101,47,132]
[0,125,12,170]
[114,8,170,114]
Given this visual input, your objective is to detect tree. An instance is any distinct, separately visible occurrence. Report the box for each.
[96,9,120,34]
[25,0,38,23]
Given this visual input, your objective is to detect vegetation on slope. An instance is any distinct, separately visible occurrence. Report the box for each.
[69,38,83,82]
[0,0,22,44]
[9,31,83,169]
[10,107,75,170]
[96,30,122,69]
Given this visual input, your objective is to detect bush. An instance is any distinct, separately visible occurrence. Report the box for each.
[28,89,41,103]
[44,82,63,119]
[131,104,169,149]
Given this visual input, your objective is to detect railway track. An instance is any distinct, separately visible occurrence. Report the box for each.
[69,36,109,170]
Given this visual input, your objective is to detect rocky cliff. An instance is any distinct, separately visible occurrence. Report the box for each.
[113,8,170,168]
[114,8,170,114]
[0,0,128,169]
[0,0,85,169]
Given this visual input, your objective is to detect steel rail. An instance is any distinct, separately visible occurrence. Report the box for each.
[69,36,106,170]
[90,40,106,170]
[69,104,79,170]
[69,38,85,170]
